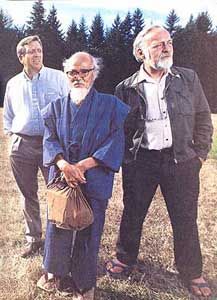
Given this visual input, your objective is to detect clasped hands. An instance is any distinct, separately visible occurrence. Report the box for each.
[55,155,99,188]
[59,161,86,188]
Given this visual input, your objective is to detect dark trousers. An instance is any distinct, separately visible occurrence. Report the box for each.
[116,148,203,281]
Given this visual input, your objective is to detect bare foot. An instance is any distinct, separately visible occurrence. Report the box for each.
[106,258,129,274]
[190,276,212,297]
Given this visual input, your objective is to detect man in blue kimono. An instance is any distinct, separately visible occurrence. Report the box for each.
[37,51,129,299]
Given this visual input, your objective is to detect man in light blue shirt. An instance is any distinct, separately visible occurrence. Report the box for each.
[3,35,69,258]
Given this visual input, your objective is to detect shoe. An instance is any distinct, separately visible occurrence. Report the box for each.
[21,241,43,258]
[37,274,60,293]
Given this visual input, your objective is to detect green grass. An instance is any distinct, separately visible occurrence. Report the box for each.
[209,114,217,159]
[209,134,217,159]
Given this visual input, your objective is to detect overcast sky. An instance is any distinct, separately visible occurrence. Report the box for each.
[0,0,216,32]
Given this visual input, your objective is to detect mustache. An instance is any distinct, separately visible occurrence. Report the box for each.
[160,54,171,59]
[73,81,83,84]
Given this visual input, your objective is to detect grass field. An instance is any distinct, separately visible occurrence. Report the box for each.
[0,108,217,300]
[209,115,217,160]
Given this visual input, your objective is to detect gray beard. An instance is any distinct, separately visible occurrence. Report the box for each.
[70,87,90,105]
[154,56,173,71]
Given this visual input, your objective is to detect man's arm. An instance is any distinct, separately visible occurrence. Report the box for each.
[55,154,99,187]
[3,83,14,135]
[193,72,213,160]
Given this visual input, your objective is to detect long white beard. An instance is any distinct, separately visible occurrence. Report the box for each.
[70,87,90,105]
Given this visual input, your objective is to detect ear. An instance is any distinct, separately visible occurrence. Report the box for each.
[18,55,24,64]
[137,48,145,60]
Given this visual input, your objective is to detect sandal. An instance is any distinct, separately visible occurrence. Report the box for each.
[189,280,212,298]
[37,274,60,293]
[105,259,133,279]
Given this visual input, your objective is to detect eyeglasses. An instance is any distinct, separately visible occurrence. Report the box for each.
[67,68,95,78]
[149,40,173,50]
[26,48,42,55]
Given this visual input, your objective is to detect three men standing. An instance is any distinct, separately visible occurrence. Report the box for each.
[106,25,213,298]
[3,27,213,298]
[3,35,69,257]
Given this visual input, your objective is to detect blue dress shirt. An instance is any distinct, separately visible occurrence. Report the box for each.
[3,66,69,136]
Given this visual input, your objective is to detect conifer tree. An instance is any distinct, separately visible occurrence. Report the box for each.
[0,8,13,30]
[0,9,20,106]
[65,20,80,57]
[44,5,65,69]
[132,8,144,38]
[120,12,136,76]
[77,17,88,51]
[165,9,180,37]
[88,13,105,56]
[195,11,213,33]
[173,12,217,111]
[104,14,126,92]
[26,0,46,37]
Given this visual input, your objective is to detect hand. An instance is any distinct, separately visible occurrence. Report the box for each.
[75,157,99,173]
[56,158,86,187]
[198,157,205,165]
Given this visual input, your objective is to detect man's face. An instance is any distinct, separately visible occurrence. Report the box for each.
[66,53,95,104]
[20,41,43,73]
[66,54,95,90]
[143,28,173,71]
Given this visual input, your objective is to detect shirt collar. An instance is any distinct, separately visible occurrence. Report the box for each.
[137,64,174,84]
[22,65,44,81]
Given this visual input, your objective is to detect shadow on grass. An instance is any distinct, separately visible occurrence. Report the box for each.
[97,257,188,299]
[98,257,217,299]
[97,287,144,300]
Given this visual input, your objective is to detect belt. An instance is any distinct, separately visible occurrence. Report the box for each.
[139,147,172,154]
[15,133,43,141]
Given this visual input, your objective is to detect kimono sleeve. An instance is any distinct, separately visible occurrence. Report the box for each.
[92,97,130,172]
[42,102,64,167]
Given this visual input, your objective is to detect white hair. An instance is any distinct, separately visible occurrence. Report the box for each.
[133,25,166,62]
[63,51,103,80]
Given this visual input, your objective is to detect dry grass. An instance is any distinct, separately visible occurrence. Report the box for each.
[0,108,217,300]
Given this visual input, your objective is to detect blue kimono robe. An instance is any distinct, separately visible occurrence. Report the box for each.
[42,88,129,291]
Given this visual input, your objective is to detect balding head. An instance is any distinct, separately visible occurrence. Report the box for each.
[63,51,102,80]
[63,52,103,105]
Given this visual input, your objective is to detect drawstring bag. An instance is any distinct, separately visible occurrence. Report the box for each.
[47,174,94,231]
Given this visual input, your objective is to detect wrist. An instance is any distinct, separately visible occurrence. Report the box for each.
[55,156,69,171]
[77,161,87,173]
[198,157,205,164]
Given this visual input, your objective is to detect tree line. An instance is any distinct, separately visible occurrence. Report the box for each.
[1,0,217,112]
